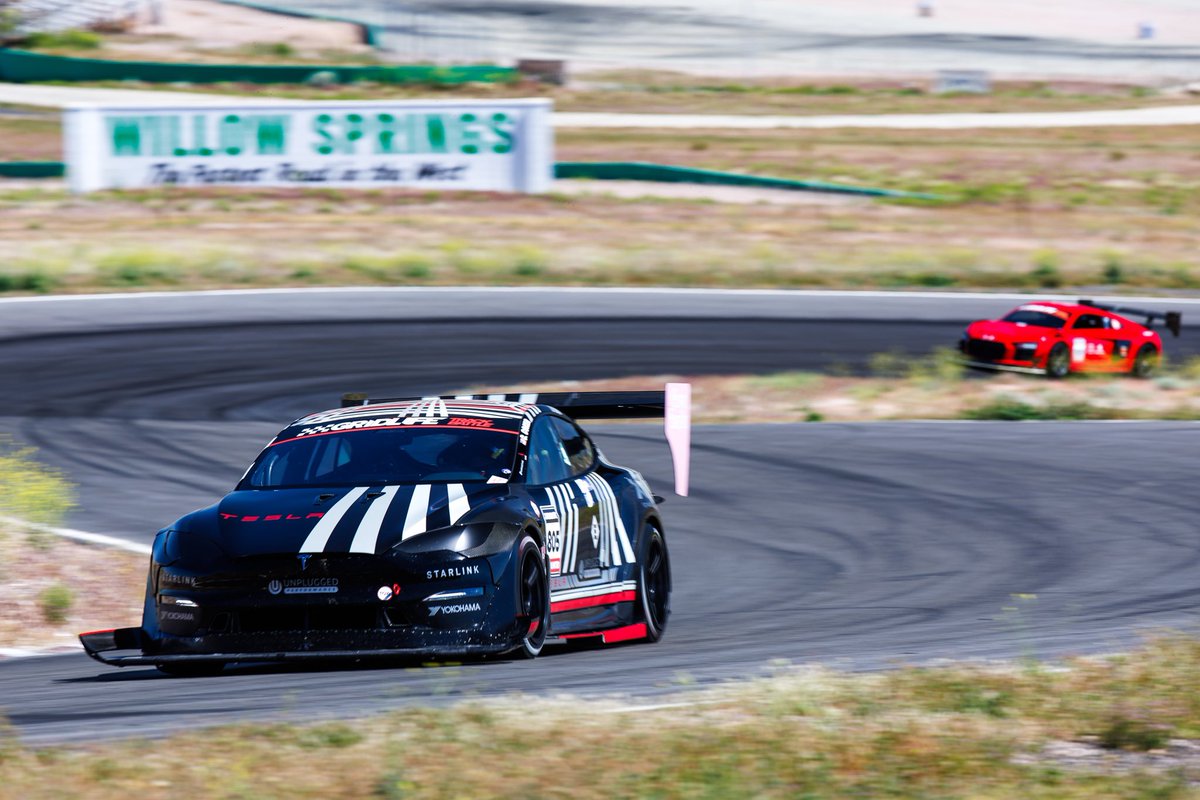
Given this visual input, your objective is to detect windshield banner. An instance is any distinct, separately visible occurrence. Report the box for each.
[64,98,553,193]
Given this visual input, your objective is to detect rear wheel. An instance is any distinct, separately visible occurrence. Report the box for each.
[155,661,224,678]
[515,534,549,659]
[1132,344,1159,378]
[1045,343,1070,379]
[638,525,671,643]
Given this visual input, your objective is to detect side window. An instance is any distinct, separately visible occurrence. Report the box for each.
[1072,314,1104,330]
[552,417,595,477]
[527,416,571,485]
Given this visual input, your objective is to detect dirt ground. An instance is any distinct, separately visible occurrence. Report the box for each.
[129,0,370,57]
[0,528,143,654]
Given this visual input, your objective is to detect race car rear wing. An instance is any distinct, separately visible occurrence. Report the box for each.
[341,384,693,496]
[1079,299,1182,337]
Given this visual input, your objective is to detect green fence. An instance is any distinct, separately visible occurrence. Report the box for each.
[0,48,517,85]
[554,162,941,200]
[0,161,64,178]
[0,160,938,200]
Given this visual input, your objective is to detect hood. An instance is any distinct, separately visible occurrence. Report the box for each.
[212,483,510,558]
[966,319,1057,341]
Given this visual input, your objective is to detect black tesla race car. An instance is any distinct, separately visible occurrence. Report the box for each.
[80,387,691,675]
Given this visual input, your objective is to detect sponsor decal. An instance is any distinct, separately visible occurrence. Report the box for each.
[221,511,324,521]
[424,587,484,601]
[425,564,481,580]
[298,553,312,571]
[160,609,197,622]
[377,583,402,601]
[447,417,493,428]
[268,577,339,595]
[428,602,482,616]
[1020,304,1068,318]
[159,571,196,588]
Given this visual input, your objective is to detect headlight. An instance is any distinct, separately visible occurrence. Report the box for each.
[1013,342,1038,360]
[160,529,227,569]
[390,523,496,555]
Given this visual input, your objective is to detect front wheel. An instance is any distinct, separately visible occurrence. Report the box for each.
[638,525,671,643]
[1045,343,1071,379]
[1131,344,1159,379]
[514,533,549,659]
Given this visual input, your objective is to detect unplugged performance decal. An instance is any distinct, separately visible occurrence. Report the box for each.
[64,98,553,193]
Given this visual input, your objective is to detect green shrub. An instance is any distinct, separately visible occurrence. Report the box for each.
[38,584,73,625]
[25,29,102,50]
[244,41,295,58]
[1099,253,1125,284]
[1099,715,1171,752]
[0,270,56,293]
[1030,249,1063,288]
[962,398,1120,421]
[0,437,76,526]
[297,723,363,749]
[868,350,908,378]
[907,347,965,384]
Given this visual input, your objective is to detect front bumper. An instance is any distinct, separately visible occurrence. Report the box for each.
[79,626,513,666]
[91,550,526,665]
[961,359,1047,375]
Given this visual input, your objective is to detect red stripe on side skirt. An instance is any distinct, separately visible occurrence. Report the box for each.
[601,623,648,644]
[550,589,637,614]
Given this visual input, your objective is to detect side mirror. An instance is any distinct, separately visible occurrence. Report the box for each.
[653,494,665,504]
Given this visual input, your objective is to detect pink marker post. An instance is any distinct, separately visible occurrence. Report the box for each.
[664,382,692,497]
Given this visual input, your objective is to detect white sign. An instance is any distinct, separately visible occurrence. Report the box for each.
[64,98,553,193]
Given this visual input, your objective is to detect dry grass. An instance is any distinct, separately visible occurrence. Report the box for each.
[0,114,61,162]
[1,121,1198,294]
[1,635,1198,798]
[468,354,1200,423]
[34,71,1187,114]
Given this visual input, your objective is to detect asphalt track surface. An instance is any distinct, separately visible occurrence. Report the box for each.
[1,288,1198,745]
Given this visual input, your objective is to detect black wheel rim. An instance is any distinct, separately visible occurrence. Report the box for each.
[1136,350,1155,376]
[520,548,547,648]
[1049,348,1068,376]
[644,537,669,630]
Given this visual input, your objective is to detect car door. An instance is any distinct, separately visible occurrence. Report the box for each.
[527,415,597,579]
[1101,314,1135,369]
[1068,313,1111,368]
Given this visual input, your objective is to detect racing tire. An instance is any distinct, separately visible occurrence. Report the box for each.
[1132,345,1159,379]
[515,533,549,659]
[1045,343,1071,379]
[155,661,225,678]
[638,525,671,643]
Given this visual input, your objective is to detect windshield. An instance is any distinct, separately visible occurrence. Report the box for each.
[1002,310,1066,329]
[241,427,517,489]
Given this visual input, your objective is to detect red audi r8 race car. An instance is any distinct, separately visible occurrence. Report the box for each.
[960,299,1181,378]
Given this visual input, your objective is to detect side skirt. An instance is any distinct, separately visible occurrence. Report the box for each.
[548,622,647,646]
